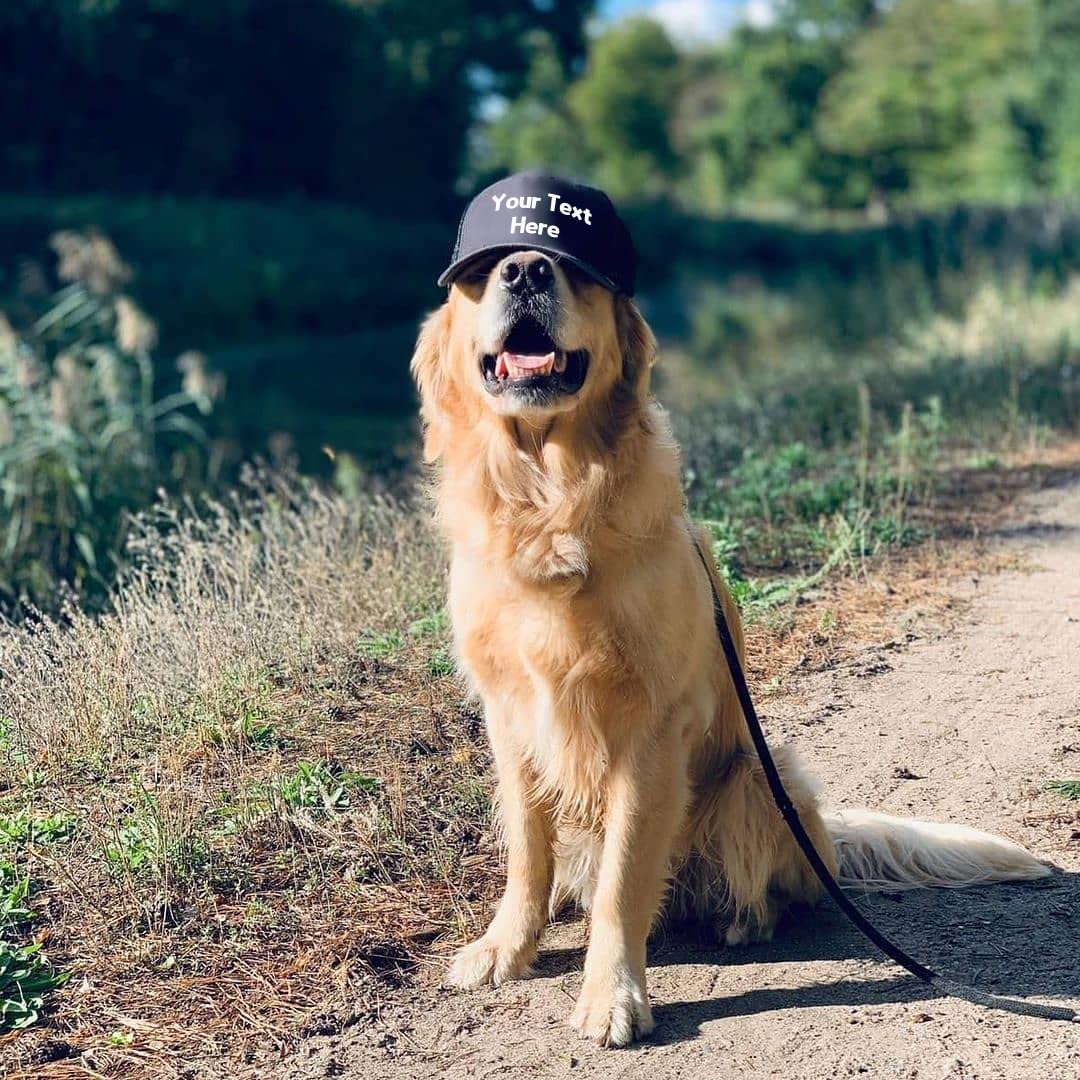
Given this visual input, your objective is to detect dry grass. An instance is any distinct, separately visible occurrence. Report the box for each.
[0,449,1077,1078]
[0,469,497,1076]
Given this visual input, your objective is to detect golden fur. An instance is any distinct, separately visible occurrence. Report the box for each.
[412,253,1048,1046]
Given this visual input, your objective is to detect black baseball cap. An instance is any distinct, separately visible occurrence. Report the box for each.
[438,171,636,296]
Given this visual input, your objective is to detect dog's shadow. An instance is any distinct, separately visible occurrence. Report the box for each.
[532,870,1080,1046]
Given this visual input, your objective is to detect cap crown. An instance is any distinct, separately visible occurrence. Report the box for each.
[438,171,636,296]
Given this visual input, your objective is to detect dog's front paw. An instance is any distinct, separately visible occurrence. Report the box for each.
[445,933,535,990]
[569,965,654,1047]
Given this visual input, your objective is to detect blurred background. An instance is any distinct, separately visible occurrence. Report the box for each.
[2,0,1079,614]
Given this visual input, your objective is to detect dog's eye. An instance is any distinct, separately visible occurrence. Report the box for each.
[459,256,501,284]
[553,258,588,292]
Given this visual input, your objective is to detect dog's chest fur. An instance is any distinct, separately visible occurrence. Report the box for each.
[452,564,630,791]
[449,521,711,823]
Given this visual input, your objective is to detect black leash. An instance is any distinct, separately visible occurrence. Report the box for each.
[692,537,1078,1024]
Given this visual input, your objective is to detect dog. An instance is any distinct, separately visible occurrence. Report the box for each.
[410,247,1050,1047]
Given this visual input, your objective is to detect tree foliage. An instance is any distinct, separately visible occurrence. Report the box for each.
[479,0,1080,213]
[0,0,594,215]
[475,18,682,200]
[817,0,1040,203]
[1,0,1078,215]
[1038,0,1080,191]
[568,19,683,200]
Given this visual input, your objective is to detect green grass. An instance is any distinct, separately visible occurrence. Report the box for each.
[360,616,455,676]
[1047,780,1080,800]
[357,630,405,659]
[691,419,938,616]
[675,275,1080,615]
[408,608,450,639]
[185,667,282,750]
[0,861,31,931]
[101,787,209,886]
[428,647,456,679]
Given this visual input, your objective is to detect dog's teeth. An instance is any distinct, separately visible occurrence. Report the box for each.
[496,350,560,381]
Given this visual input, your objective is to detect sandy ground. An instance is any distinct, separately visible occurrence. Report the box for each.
[260,482,1080,1080]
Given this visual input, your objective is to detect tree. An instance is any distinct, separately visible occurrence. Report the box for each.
[673,0,888,212]
[467,0,1077,212]
[1036,0,1080,192]
[816,0,1041,206]
[0,0,596,214]
[771,0,881,39]
[474,17,682,202]
[470,32,592,186]
[567,18,683,200]
[344,0,595,211]
[676,23,868,210]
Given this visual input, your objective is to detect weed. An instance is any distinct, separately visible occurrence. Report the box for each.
[357,630,405,658]
[0,943,68,1033]
[428,648,456,679]
[0,862,31,931]
[191,667,281,750]
[243,898,273,926]
[19,768,49,790]
[274,761,379,815]
[0,231,220,615]
[760,674,785,696]
[0,811,77,849]
[408,609,449,638]
[1047,780,1080,800]
[102,822,156,877]
[856,381,872,514]
[702,507,862,617]
[102,787,208,887]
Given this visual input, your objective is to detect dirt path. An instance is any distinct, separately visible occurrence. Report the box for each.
[268,482,1080,1080]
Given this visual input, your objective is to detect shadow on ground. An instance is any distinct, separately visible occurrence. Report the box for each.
[532,870,1079,1046]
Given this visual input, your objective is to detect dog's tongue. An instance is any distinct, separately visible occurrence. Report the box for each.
[502,351,554,369]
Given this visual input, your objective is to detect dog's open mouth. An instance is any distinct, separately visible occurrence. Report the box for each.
[481,317,588,400]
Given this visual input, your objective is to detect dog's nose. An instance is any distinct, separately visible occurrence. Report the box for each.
[500,254,554,295]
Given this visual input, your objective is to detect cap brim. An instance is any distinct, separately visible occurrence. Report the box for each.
[438,244,625,295]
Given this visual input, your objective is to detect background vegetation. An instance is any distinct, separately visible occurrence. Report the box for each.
[478,0,1080,209]
[3,3,1079,528]
[5,2,1076,213]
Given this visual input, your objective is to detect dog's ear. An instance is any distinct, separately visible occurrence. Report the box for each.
[410,303,452,462]
[615,296,657,391]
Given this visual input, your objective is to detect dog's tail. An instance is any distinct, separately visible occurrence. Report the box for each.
[824,808,1051,891]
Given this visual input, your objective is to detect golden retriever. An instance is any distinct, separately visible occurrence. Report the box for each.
[410,249,1048,1046]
